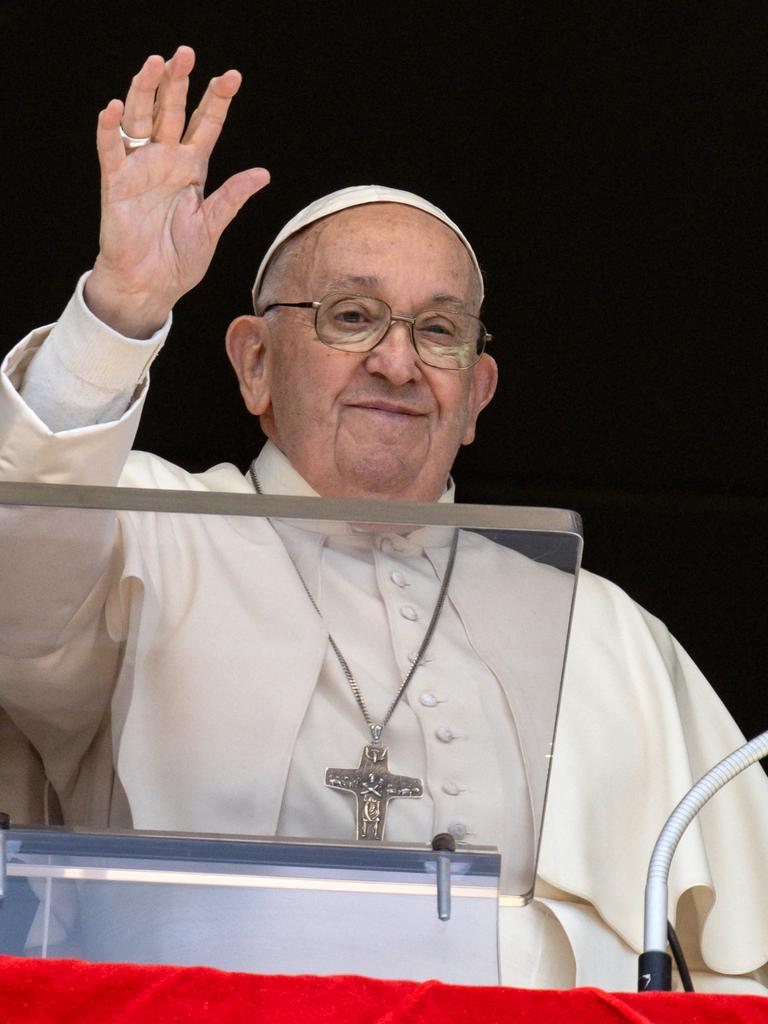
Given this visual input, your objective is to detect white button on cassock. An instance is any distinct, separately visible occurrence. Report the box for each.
[400,606,418,621]
[442,781,462,796]
[435,726,455,743]
[419,692,438,707]
[390,570,407,587]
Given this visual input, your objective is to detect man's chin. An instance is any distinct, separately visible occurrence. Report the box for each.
[334,444,430,501]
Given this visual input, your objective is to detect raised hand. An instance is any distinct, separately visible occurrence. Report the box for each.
[85,46,270,338]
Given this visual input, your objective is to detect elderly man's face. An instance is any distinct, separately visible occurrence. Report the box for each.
[227,204,497,501]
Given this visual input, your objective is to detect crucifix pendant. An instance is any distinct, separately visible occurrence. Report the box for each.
[325,744,423,841]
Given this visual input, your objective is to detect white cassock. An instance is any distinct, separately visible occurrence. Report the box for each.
[1,279,768,992]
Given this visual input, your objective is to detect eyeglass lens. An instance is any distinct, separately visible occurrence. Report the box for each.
[316,295,485,369]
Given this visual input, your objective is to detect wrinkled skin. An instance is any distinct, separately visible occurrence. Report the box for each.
[226,203,498,502]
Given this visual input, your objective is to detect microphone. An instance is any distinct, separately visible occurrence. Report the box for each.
[639,728,768,991]
[431,832,456,921]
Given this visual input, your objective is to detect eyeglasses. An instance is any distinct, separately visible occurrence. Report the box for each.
[262,293,492,370]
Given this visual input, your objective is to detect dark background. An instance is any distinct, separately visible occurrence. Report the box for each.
[2,2,766,738]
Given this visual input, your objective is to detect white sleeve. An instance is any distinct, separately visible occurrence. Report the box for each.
[20,273,171,432]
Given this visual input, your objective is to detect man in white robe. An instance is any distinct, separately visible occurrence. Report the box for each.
[1,45,768,991]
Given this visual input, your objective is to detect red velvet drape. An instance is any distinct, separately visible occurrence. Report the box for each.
[0,957,765,1023]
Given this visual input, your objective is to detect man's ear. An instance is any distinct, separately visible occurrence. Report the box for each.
[461,353,498,446]
[225,315,272,416]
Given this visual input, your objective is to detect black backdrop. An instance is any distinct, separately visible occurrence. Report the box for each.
[2,2,766,739]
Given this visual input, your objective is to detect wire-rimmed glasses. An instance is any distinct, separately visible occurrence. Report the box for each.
[262,293,491,370]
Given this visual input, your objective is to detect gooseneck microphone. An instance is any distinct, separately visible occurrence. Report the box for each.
[639,728,768,991]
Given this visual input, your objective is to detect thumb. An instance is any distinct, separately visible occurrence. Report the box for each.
[204,167,271,241]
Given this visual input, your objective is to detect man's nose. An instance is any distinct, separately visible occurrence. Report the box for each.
[362,320,422,385]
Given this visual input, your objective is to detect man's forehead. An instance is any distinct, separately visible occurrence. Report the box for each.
[302,204,474,275]
[316,269,472,311]
[322,271,465,300]
[252,185,483,306]
[311,201,451,230]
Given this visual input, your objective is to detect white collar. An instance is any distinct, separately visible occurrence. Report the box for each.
[250,441,456,553]
[251,440,456,504]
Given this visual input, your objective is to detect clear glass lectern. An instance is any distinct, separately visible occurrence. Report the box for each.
[0,828,500,982]
[0,482,582,983]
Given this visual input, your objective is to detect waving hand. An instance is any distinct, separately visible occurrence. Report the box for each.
[85,46,270,338]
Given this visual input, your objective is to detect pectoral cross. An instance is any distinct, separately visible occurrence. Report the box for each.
[325,745,423,841]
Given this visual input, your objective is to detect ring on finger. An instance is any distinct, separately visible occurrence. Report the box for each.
[119,125,152,152]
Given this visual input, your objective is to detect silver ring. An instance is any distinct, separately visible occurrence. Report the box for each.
[119,125,152,152]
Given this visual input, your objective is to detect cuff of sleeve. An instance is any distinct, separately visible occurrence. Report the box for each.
[51,272,172,392]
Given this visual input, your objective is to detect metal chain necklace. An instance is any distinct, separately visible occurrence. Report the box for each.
[249,463,458,841]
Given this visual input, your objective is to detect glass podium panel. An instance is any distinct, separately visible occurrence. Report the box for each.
[0,483,582,981]
[0,829,500,983]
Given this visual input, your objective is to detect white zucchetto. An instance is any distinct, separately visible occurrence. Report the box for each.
[251,185,483,308]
